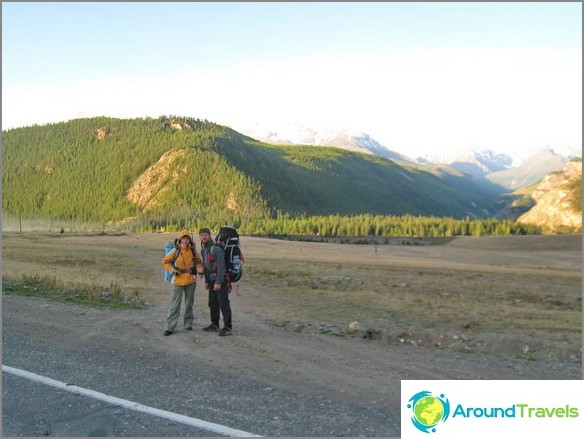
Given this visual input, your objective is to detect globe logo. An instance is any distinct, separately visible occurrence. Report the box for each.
[407,391,450,433]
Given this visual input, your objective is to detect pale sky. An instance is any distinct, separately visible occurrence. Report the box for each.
[2,2,582,158]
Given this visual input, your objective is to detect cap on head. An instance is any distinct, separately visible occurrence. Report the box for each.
[199,227,211,235]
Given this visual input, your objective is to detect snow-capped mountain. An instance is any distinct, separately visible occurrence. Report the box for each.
[418,147,575,190]
[240,122,415,163]
[418,148,515,178]
[487,148,572,190]
[237,121,579,191]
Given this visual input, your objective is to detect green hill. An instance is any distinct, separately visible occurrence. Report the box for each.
[2,116,501,228]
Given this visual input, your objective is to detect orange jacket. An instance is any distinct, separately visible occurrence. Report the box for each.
[162,245,203,286]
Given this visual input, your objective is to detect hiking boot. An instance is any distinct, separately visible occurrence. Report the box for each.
[219,328,232,337]
[163,330,173,336]
[203,324,219,332]
[185,327,193,331]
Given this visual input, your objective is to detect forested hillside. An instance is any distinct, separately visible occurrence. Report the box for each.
[3,116,504,232]
[2,117,268,227]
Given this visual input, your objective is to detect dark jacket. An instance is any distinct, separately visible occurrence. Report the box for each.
[201,240,226,285]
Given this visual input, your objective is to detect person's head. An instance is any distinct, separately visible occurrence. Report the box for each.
[177,230,192,247]
[199,227,212,243]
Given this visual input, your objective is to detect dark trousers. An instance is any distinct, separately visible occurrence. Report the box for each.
[208,282,232,329]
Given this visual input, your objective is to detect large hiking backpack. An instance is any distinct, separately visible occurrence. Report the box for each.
[164,241,176,282]
[214,226,244,283]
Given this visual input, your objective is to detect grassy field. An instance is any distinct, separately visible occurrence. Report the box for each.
[2,231,581,361]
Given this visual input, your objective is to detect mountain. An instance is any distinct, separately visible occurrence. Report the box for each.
[1,116,502,227]
[516,159,582,233]
[451,149,515,178]
[418,147,573,195]
[243,123,575,194]
[240,122,415,162]
[418,148,515,177]
[486,148,570,190]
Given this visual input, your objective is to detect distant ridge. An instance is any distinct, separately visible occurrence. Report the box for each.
[487,148,570,190]
[240,122,574,192]
[240,122,415,162]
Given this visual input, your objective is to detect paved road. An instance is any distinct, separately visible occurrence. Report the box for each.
[2,369,230,437]
[3,364,261,437]
[2,295,400,437]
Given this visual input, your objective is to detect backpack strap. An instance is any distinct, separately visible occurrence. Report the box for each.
[207,242,233,293]
[170,247,181,271]
[206,244,217,269]
[173,244,201,274]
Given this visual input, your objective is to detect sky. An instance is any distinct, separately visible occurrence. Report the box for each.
[2,2,582,159]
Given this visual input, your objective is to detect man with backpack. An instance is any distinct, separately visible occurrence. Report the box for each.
[161,230,202,336]
[199,227,233,336]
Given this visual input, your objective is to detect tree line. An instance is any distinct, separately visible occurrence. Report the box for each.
[129,212,540,237]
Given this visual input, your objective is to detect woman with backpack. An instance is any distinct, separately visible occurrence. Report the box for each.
[161,230,203,336]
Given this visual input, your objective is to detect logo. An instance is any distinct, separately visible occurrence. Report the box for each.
[407,391,451,433]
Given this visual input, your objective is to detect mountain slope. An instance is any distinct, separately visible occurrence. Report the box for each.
[487,148,569,190]
[419,149,515,177]
[2,116,502,225]
[1,117,269,224]
[241,123,414,162]
[243,123,575,195]
[517,160,582,233]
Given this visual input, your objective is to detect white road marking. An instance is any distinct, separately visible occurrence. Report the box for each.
[3,365,261,437]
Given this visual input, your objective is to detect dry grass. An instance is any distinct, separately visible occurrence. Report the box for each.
[2,231,581,360]
[2,272,143,308]
[245,257,580,333]
[230,234,581,360]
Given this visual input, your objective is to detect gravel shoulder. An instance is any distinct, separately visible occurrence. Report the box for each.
[2,291,580,436]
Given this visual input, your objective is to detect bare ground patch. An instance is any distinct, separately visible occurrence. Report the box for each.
[2,232,581,363]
